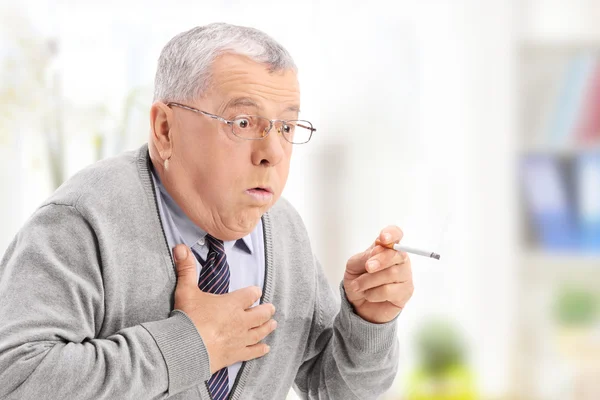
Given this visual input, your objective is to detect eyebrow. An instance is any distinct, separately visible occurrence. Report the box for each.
[285,104,301,113]
[224,96,301,114]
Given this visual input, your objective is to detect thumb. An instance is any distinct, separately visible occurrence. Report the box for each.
[173,244,197,289]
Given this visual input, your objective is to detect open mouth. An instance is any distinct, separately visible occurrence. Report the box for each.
[252,187,271,193]
[246,187,274,201]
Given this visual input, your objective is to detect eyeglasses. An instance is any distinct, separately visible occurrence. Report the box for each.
[167,102,316,144]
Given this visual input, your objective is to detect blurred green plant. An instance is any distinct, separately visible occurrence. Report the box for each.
[406,365,477,400]
[553,284,598,327]
[416,319,466,375]
[406,318,477,400]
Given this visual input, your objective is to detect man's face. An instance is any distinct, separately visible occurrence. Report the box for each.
[161,53,300,240]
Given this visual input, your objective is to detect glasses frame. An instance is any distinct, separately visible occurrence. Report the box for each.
[166,102,316,144]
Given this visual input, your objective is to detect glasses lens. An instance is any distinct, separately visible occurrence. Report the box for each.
[231,116,313,143]
[231,115,271,139]
[282,120,313,144]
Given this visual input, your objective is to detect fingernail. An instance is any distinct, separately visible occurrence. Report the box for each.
[367,260,379,272]
[383,233,392,242]
[351,280,360,291]
[265,345,271,354]
[271,320,278,329]
[174,246,187,261]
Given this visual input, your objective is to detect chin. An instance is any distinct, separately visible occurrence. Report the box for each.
[214,210,261,241]
[240,208,264,228]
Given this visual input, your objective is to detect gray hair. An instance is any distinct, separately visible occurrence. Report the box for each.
[153,23,297,103]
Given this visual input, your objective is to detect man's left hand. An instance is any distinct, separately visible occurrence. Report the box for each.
[343,226,414,324]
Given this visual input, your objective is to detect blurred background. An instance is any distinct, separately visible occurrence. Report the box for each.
[1,0,599,399]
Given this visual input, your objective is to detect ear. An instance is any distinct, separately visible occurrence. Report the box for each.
[150,102,174,162]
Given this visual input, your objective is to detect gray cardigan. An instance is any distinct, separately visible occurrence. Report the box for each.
[0,144,399,399]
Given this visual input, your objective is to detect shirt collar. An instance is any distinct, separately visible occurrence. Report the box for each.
[150,163,253,254]
[224,235,253,254]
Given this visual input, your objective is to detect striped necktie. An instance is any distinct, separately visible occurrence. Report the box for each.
[197,234,230,400]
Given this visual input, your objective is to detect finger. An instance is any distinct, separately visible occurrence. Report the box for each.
[173,244,198,289]
[245,303,276,328]
[344,284,366,302]
[352,263,412,292]
[345,244,377,276]
[363,282,414,307]
[240,343,271,362]
[246,319,277,346]
[376,225,404,246]
[231,286,263,309]
[365,248,407,273]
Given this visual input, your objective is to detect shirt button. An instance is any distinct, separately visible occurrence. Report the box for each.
[198,237,205,246]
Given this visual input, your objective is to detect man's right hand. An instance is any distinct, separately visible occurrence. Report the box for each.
[172,244,277,374]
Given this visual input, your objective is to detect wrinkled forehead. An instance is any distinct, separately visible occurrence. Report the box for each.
[208,53,300,114]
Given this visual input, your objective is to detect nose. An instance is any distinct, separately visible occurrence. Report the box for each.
[251,122,287,167]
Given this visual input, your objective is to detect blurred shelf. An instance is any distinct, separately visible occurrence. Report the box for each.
[520,250,600,280]
[515,6,600,399]
[520,39,600,52]
[518,144,600,156]
[522,250,600,264]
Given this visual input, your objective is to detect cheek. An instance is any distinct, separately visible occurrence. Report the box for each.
[179,124,238,170]
[177,120,206,147]
[200,155,244,192]
[177,125,213,169]
[202,148,249,198]
[280,146,293,174]
[277,156,291,185]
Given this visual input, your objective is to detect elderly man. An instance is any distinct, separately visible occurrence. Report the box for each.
[0,23,413,399]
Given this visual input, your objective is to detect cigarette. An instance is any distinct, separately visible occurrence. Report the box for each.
[376,240,441,260]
